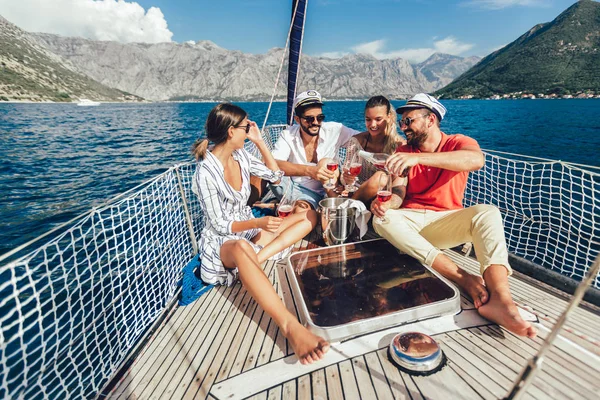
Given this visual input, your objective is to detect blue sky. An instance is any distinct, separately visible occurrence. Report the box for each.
[0,0,588,63]
[129,0,581,61]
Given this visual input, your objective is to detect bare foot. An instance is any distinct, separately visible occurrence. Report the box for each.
[285,321,330,364]
[458,274,489,308]
[478,291,537,338]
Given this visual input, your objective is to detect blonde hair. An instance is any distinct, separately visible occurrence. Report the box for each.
[365,95,402,154]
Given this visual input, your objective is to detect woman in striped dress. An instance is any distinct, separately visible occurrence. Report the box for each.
[192,103,329,365]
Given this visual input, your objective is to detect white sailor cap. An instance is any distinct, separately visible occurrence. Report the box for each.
[293,90,324,111]
[396,93,447,121]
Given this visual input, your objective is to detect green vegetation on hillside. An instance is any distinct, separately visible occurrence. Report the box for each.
[436,0,600,99]
[0,16,143,102]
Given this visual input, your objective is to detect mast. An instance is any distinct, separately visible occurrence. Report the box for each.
[286,0,308,126]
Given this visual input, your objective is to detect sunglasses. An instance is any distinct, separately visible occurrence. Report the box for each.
[399,114,428,127]
[299,114,325,124]
[235,124,251,134]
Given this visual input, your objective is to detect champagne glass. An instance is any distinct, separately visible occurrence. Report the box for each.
[375,172,392,223]
[277,184,295,218]
[343,151,362,193]
[323,156,339,190]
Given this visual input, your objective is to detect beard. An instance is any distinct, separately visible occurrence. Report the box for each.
[405,130,428,147]
[301,123,321,137]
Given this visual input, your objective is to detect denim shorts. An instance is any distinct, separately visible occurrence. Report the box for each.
[262,176,324,210]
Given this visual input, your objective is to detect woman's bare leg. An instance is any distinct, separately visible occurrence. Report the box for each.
[220,240,329,364]
[254,209,317,263]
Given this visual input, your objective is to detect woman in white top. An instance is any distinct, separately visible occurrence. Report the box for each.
[340,95,405,204]
[192,103,328,364]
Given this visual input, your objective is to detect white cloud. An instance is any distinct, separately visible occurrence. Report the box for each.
[0,0,173,43]
[461,0,546,10]
[351,39,386,56]
[335,36,474,63]
[434,37,474,54]
[383,48,437,63]
[316,51,350,59]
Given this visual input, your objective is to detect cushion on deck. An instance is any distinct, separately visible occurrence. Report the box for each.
[179,255,214,306]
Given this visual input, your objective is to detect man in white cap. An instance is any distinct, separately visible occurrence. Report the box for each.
[265,90,359,210]
[370,93,537,339]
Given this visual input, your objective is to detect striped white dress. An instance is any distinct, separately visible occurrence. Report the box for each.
[193,149,284,286]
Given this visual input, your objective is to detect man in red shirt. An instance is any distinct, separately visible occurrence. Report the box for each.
[371,93,536,338]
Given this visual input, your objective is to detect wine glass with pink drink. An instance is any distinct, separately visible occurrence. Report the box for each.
[277,185,296,218]
[375,172,392,223]
[342,151,362,193]
[323,156,339,190]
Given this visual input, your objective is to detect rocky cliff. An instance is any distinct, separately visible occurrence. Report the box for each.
[417,53,481,90]
[32,34,479,102]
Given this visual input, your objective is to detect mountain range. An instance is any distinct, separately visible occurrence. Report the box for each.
[0,16,140,103]
[437,0,600,98]
[31,34,480,102]
[0,14,480,102]
[3,2,600,103]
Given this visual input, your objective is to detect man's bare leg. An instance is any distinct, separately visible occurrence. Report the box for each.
[294,200,313,213]
[432,255,536,337]
[221,240,330,364]
[431,253,489,308]
[478,265,537,338]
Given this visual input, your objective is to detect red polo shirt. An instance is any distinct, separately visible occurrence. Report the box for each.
[395,133,480,211]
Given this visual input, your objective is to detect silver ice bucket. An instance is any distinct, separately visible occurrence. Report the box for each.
[318,198,356,246]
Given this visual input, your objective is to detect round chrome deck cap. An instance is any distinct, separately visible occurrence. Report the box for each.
[388,332,445,375]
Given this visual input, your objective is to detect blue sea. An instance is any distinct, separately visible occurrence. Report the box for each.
[1,99,599,256]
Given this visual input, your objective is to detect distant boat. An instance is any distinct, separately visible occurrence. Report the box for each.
[76,99,100,106]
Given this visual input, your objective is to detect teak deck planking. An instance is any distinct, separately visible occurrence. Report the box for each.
[107,230,600,400]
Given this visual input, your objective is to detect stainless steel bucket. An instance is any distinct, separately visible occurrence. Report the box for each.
[318,198,356,246]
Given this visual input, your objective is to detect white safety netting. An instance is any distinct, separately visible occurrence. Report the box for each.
[1,126,598,399]
[245,124,287,157]
[465,151,600,288]
[0,164,202,399]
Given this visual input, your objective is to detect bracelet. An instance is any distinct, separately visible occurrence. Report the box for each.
[270,169,285,183]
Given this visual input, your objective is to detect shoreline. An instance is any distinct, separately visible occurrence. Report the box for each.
[0,99,150,104]
[1,97,600,105]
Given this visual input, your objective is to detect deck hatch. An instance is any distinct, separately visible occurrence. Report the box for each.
[286,239,461,341]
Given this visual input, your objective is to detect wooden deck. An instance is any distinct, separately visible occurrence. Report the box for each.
[106,232,600,400]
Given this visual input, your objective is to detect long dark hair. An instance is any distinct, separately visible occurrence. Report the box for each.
[191,103,247,160]
[365,95,401,154]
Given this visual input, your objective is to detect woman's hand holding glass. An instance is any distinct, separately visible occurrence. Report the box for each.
[341,151,362,193]
[256,215,283,232]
